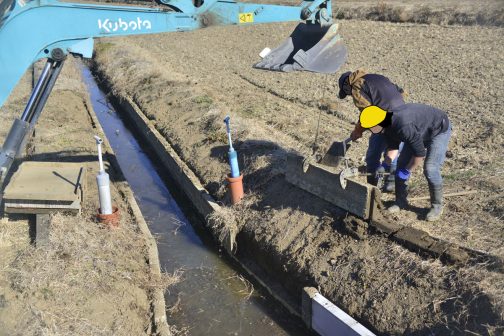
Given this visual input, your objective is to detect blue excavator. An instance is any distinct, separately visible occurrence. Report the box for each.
[0,0,347,188]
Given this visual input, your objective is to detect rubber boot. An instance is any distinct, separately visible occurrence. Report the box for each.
[387,179,408,213]
[426,184,443,222]
[367,174,377,186]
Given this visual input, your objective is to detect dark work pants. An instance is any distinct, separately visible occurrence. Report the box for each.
[366,133,401,173]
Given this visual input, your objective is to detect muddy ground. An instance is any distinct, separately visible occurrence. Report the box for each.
[0,58,174,335]
[93,13,503,336]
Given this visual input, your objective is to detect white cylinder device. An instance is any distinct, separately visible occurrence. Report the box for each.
[94,135,113,215]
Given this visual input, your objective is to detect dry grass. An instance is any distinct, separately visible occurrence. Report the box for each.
[0,54,182,335]
[168,215,187,236]
[222,274,255,300]
[169,324,191,336]
[159,268,183,291]
[207,207,238,249]
[0,212,178,335]
[334,0,504,27]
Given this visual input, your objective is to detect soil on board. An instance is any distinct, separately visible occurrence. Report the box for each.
[92,10,504,335]
[0,58,176,335]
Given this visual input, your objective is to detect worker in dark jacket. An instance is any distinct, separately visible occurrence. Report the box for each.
[338,69,405,190]
[359,103,452,221]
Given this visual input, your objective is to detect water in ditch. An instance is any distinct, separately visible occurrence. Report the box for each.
[81,64,308,335]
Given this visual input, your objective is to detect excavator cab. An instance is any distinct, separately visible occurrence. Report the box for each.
[254,22,347,74]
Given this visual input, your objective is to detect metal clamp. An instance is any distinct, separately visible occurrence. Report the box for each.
[339,167,358,189]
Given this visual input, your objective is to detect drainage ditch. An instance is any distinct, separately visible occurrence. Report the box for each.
[81,64,309,335]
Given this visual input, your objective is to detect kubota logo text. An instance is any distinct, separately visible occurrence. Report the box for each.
[98,18,152,33]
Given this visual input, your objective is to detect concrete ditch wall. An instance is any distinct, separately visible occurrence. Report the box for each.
[108,93,304,312]
[302,287,375,336]
[96,80,412,336]
[83,92,171,336]
[97,80,377,333]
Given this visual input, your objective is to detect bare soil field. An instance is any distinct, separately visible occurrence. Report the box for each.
[93,16,504,335]
[256,0,504,27]
[0,58,175,335]
[334,0,504,27]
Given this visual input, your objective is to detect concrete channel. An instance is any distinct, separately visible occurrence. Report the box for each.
[80,64,311,335]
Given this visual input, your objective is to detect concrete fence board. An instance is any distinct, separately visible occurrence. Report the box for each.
[303,288,375,336]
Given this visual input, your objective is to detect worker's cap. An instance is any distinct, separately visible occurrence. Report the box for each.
[338,71,352,99]
[359,105,388,128]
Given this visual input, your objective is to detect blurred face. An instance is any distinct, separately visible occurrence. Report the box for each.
[370,125,383,134]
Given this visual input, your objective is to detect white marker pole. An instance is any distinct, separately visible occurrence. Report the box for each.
[94,136,112,215]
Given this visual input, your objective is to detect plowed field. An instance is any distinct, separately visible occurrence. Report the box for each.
[93,18,504,334]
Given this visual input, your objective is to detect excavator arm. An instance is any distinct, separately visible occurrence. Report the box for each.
[0,0,343,107]
[0,0,346,188]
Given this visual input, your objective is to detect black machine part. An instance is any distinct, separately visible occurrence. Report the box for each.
[253,23,347,74]
[0,57,65,189]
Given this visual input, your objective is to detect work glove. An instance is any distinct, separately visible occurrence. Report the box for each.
[350,123,364,141]
[396,168,411,181]
[350,129,363,141]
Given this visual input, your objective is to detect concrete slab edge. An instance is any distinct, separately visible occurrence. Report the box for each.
[303,287,375,336]
[83,94,171,336]
[370,212,503,270]
[301,287,376,336]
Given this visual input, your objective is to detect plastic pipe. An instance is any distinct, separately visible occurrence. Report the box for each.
[224,115,234,151]
[228,150,240,178]
[94,135,112,215]
[224,116,240,178]
[95,135,104,172]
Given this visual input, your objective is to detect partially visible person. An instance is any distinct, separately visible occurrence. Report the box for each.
[338,69,405,191]
[359,103,452,222]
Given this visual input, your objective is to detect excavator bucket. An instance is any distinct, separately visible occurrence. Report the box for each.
[254,23,347,74]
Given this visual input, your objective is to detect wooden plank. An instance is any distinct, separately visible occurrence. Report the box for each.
[5,198,81,215]
[4,162,84,215]
[4,162,84,202]
[409,190,478,201]
[285,154,373,219]
[36,214,50,246]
